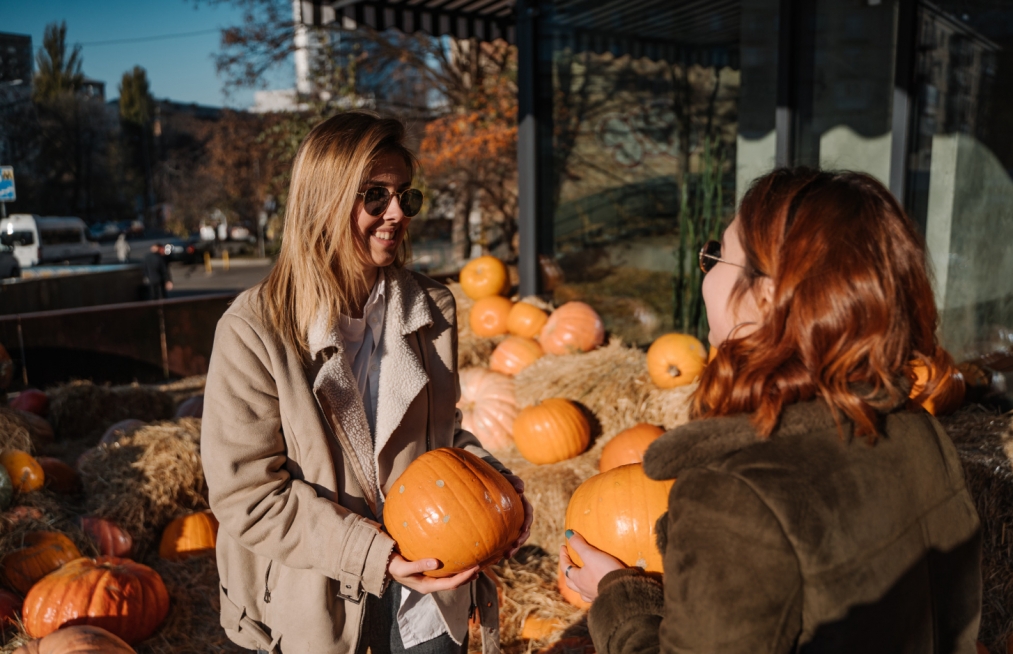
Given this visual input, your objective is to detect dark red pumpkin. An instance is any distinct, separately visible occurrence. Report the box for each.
[37,457,81,494]
[10,390,48,417]
[80,516,133,558]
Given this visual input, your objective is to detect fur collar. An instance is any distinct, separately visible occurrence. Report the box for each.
[308,267,433,508]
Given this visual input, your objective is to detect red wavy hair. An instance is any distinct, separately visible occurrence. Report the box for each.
[692,168,944,441]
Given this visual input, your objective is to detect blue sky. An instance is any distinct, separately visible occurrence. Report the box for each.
[3,0,293,108]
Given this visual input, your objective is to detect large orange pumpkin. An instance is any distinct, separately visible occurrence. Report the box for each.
[159,510,219,560]
[22,557,169,644]
[3,531,83,594]
[37,457,80,494]
[539,302,605,355]
[460,256,509,300]
[1,450,44,493]
[489,336,543,377]
[513,399,590,465]
[646,333,708,388]
[470,296,514,338]
[599,424,664,473]
[384,448,524,578]
[80,516,133,558]
[13,625,137,654]
[507,302,549,339]
[908,353,966,416]
[457,368,518,451]
[565,463,673,573]
[557,566,590,609]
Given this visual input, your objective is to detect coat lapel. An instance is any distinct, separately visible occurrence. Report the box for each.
[373,267,432,466]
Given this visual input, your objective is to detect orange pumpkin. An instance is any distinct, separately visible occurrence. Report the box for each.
[36,457,80,494]
[470,296,514,338]
[13,625,137,654]
[565,463,673,573]
[489,336,543,377]
[507,302,549,339]
[0,450,44,493]
[384,448,524,578]
[908,353,966,416]
[513,399,590,465]
[539,302,605,355]
[460,256,509,300]
[159,510,219,560]
[457,368,518,451]
[0,588,20,626]
[522,614,565,640]
[22,557,169,644]
[80,516,133,558]
[646,333,708,388]
[599,424,664,473]
[3,531,83,594]
[557,566,590,609]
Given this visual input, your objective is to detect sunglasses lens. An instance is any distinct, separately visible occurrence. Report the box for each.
[700,240,721,273]
[363,187,391,216]
[400,189,424,217]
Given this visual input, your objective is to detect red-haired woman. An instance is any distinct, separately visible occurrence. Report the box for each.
[562,169,981,653]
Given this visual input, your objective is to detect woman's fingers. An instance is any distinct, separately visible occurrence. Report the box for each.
[388,553,439,578]
[503,473,525,495]
[399,565,480,595]
[561,529,626,602]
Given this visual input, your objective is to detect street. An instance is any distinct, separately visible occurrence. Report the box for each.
[165,259,273,298]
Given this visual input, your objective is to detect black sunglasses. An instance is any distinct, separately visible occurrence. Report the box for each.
[698,240,746,274]
[357,186,424,218]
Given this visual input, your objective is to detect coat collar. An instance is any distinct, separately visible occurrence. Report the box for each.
[308,266,433,509]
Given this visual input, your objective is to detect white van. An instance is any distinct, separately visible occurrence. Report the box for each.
[0,214,101,267]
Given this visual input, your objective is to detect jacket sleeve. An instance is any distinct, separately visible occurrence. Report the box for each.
[201,313,395,600]
[589,468,802,654]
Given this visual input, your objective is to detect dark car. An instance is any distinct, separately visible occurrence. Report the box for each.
[0,243,21,280]
[180,236,215,265]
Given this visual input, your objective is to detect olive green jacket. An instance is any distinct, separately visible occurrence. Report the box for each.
[589,399,981,654]
[202,268,503,654]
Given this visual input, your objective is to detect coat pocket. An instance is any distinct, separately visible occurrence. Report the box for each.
[220,584,282,652]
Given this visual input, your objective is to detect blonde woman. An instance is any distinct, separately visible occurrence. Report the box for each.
[201,112,532,654]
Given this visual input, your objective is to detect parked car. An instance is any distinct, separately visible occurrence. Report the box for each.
[0,214,101,266]
[0,243,20,279]
[180,235,215,264]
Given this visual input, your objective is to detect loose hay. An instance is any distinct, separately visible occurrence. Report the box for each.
[942,405,1013,653]
[78,417,207,555]
[47,380,177,442]
[0,406,34,453]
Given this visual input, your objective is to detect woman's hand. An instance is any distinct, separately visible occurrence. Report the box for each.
[559,530,625,603]
[502,472,534,560]
[388,554,478,595]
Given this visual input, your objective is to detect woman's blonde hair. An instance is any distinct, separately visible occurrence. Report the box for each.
[259,112,416,355]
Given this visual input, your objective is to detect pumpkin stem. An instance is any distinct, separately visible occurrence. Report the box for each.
[667,365,682,378]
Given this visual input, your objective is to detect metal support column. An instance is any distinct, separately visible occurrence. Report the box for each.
[889,0,917,204]
[516,0,539,297]
[775,0,795,167]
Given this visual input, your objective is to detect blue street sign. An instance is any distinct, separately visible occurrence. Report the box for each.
[0,167,14,202]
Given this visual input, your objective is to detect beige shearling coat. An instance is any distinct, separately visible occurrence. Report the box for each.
[201,267,504,654]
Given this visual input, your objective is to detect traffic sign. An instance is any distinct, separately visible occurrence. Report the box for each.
[0,167,14,202]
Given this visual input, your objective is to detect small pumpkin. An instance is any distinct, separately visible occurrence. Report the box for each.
[0,466,12,511]
[539,302,605,356]
[599,423,664,473]
[1,450,44,493]
[489,336,544,377]
[513,399,590,465]
[10,390,48,417]
[384,448,524,578]
[557,566,590,609]
[470,296,514,338]
[460,256,509,300]
[522,614,565,640]
[174,395,204,419]
[457,368,518,451]
[0,588,20,626]
[908,352,966,416]
[159,509,219,560]
[80,516,133,558]
[646,333,708,388]
[507,302,549,339]
[2,531,83,594]
[565,463,673,573]
[13,625,137,654]
[0,342,13,390]
[22,557,169,644]
[98,419,146,447]
[37,457,80,494]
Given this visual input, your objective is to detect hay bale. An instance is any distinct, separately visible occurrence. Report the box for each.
[154,375,207,406]
[942,405,1013,653]
[47,380,177,443]
[0,406,34,453]
[79,418,206,554]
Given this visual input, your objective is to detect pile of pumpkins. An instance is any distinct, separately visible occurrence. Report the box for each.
[0,386,218,652]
